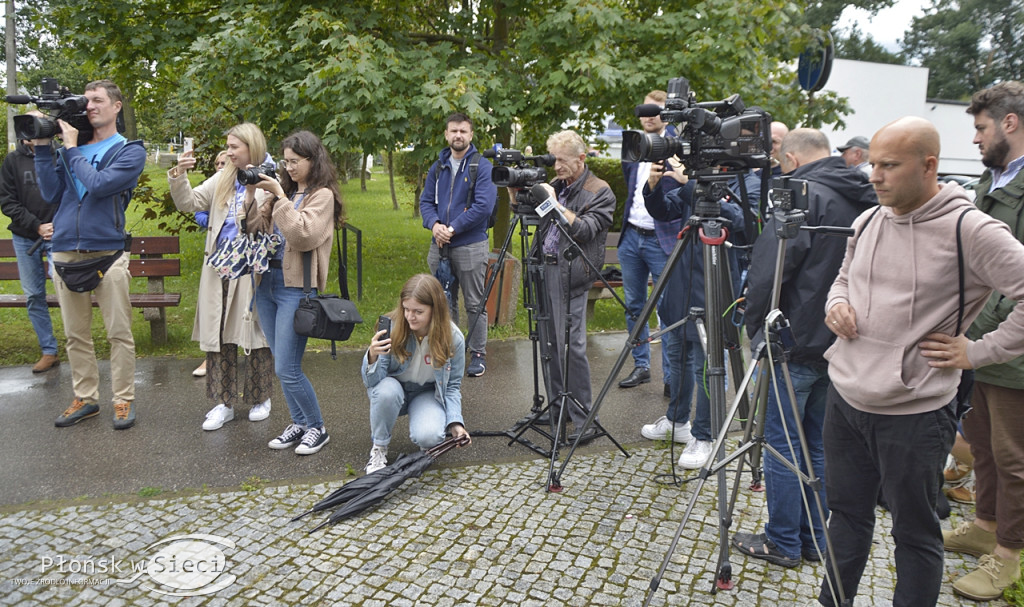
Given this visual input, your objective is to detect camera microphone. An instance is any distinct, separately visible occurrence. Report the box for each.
[530,184,570,226]
[5,95,33,105]
[481,148,497,158]
[634,103,663,118]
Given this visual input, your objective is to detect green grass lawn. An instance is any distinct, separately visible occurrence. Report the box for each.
[1,164,635,366]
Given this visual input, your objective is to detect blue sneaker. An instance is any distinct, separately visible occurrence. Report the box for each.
[467,352,486,377]
[55,398,100,427]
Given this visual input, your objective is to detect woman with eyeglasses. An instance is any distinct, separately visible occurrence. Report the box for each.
[248,130,343,455]
[169,124,274,432]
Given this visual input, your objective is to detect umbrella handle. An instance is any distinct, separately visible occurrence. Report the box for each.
[427,435,470,457]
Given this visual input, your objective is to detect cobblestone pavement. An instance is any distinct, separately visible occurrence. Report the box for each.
[0,444,995,606]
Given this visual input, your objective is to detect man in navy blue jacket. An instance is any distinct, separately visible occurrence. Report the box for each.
[618,91,686,404]
[420,113,497,377]
[33,79,146,430]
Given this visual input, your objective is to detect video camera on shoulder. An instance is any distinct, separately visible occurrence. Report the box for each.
[621,76,771,175]
[5,78,94,144]
[486,147,555,212]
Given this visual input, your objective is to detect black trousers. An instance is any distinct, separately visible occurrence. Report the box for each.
[818,385,956,607]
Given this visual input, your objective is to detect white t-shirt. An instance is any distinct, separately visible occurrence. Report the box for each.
[395,335,435,386]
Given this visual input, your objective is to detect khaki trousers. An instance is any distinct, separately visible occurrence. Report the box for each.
[52,250,135,404]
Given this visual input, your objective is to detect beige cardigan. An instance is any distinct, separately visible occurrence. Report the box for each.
[246,187,335,293]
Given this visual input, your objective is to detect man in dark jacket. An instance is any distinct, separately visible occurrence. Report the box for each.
[732,128,876,568]
[530,130,615,443]
[33,79,146,430]
[419,112,497,377]
[0,135,59,373]
[944,80,1024,600]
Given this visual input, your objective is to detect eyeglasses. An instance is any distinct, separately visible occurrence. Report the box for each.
[280,157,308,169]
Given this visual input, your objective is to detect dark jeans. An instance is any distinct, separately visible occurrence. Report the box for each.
[818,385,956,607]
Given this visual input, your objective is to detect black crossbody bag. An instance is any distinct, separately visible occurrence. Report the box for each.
[293,233,362,359]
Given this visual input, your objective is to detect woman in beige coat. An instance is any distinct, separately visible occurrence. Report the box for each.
[168,123,274,431]
[248,130,343,455]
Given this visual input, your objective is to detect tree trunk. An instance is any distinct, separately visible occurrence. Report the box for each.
[360,153,367,192]
[388,149,399,211]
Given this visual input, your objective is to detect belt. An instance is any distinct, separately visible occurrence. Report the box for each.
[269,259,283,269]
[542,254,559,265]
[628,224,656,237]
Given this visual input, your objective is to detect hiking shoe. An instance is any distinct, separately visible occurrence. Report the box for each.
[268,423,305,449]
[943,521,997,558]
[945,470,976,504]
[295,427,329,455]
[944,453,972,483]
[32,354,60,373]
[641,416,692,443]
[678,439,714,469]
[731,531,800,568]
[953,553,1021,601]
[202,404,234,431]
[365,445,388,475]
[467,352,486,377]
[55,398,99,427]
[618,366,651,388]
[248,398,271,422]
[113,401,135,430]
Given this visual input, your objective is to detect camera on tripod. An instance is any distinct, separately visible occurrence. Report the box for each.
[621,76,771,174]
[770,176,809,212]
[5,78,93,143]
[486,148,555,211]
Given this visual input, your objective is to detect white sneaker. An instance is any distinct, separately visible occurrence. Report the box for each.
[249,398,271,422]
[202,404,234,431]
[641,417,692,443]
[678,439,714,469]
[365,445,388,475]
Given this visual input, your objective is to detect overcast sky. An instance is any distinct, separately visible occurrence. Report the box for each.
[837,0,933,52]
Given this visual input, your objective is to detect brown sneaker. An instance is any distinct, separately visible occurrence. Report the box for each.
[944,454,972,483]
[943,521,997,557]
[953,553,1022,601]
[32,354,60,373]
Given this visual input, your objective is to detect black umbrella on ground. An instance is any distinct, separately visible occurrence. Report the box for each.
[291,464,398,522]
[434,244,459,315]
[307,435,470,533]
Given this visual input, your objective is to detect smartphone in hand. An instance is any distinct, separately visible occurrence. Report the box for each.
[183,137,194,154]
[375,315,392,341]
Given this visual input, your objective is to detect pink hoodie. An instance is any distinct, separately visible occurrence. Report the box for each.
[825,183,1024,415]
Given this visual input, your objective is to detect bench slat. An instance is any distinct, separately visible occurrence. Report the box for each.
[0,293,181,308]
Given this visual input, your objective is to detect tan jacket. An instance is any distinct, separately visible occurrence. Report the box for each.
[168,169,270,352]
[246,187,335,293]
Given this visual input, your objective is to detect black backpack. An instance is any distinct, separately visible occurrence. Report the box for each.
[464,153,496,229]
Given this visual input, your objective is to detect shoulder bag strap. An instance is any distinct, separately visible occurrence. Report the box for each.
[302,250,313,296]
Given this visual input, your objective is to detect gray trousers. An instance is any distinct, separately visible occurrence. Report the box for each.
[428,239,488,354]
[540,263,594,429]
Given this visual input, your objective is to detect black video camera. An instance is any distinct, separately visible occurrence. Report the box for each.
[6,78,93,143]
[621,76,771,174]
[237,163,277,186]
[487,148,555,211]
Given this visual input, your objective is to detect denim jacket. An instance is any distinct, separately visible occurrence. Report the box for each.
[361,321,465,428]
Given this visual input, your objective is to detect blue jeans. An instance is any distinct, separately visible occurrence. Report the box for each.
[368,377,448,449]
[254,268,323,429]
[762,362,829,560]
[617,226,670,382]
[12,234,58,355]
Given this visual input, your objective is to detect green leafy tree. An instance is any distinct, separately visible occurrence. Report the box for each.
[834,23,902,65]
[901,0,1024,100]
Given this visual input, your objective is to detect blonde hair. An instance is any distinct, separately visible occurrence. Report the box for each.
[388,274,454,368]
[546,130,587,157]
[212,123,267,210]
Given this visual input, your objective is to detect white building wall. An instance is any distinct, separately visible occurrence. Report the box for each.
[819,59,983,177]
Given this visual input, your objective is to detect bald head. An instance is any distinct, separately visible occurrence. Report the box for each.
[770,121,790,166]
[779,128,830,173]
[868,117,942,215]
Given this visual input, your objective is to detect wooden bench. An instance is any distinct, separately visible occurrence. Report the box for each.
[0,236,182,345]
[587,231,624,319]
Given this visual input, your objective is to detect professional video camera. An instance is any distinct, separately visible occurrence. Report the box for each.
[621,76,771,174]
[486,148,555,210]
[5,78,93,143]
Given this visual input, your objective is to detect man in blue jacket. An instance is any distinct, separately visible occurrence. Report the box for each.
[420,113,497,377]
[32,79,146,429]
[619,91,685,403]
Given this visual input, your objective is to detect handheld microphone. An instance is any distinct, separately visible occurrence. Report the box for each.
[4,95,33,105]
[634,103,663,118]
[530,184,569,226]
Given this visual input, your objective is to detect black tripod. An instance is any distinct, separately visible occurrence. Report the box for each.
[639,202,853,606]
[473,208,630,460]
